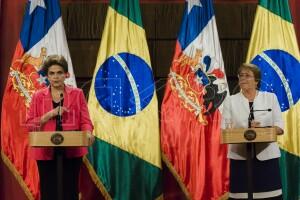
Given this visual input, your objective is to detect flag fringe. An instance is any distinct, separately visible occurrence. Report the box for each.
[1,151,35,200]
[162,153,192,200]
[155,194,164,200]
[162,153,229,200]
[218,192,229,200]
[82,156,112,200]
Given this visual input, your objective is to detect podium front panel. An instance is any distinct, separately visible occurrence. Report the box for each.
[29,131,89,147]
[221,128,277,144]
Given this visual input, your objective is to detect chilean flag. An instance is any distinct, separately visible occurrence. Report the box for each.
[1,0,75,199]
[160,0,229,199]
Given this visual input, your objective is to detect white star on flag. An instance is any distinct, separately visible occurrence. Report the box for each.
[37,74,47,85]
[187,0,202,14]
[29,0,46,15]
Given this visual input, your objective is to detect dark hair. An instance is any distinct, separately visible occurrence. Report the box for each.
[41,55,68,74]
[238,63,261,88]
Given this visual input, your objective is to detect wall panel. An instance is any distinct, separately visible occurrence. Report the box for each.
[62,2,257,95]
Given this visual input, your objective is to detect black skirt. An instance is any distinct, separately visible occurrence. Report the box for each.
[229,157,282,199]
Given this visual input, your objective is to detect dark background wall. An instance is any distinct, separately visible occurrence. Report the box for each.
[0,1,299,199]
[64,2,256,100]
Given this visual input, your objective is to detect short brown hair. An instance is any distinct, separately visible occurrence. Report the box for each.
[41,55,68,74]
[238,63,261,88]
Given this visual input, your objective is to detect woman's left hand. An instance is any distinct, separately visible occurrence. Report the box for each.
[250,120,261,128]
[274,126,284,135]
[86,132,95,145]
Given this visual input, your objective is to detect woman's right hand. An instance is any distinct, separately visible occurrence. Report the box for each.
[40,106,69,125]
[51,106,69,117]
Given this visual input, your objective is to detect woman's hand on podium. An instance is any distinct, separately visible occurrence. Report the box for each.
[274,126,284,135]
[87,132,95,146]
[250,120,261,128]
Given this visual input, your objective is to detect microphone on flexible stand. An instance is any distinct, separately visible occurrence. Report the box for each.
[248,108,254,128]
[58,93,64,130]
[56,93,64,200]
[246,106,272,200]
[253,108,272,112]
[248,108,272,128]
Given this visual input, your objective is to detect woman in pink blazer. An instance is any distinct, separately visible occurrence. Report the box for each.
[26,55,93,200]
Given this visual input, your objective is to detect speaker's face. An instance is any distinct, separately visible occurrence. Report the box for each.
[238,69,258,91]
[47,64,67,89]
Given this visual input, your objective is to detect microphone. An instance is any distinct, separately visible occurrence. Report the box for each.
[248,108,272,128]
[252,108,272,112]
[58,93,64,130]
[58,93,64,116]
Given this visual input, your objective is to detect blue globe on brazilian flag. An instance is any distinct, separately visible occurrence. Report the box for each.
[95,53,155,117]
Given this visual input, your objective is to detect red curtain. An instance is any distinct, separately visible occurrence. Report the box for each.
[290,0,300,48]
[0,0,25,104]
[0,1,27,199]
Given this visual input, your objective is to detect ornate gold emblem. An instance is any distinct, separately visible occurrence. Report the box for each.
[169,46,227,125]
[169,44,227,125]
[10,69,36,107]
[169,71,207,125]
[10,47,48,107]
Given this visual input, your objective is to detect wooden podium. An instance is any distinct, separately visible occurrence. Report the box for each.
[221,127,277,200]
[29,131,91,200]
[221,127,277,144]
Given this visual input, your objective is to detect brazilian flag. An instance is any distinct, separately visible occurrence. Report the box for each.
[246,1,300,199]
[84,0,162,199]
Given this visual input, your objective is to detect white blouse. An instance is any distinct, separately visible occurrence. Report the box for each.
[222,91,284,160]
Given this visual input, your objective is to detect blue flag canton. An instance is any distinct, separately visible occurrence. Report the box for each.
[94,53,155,117]
[251,49,300,111]
[20,0,61,51]
[178,0,214,50]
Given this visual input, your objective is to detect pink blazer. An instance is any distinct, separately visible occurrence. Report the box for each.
[26,86,93,160]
